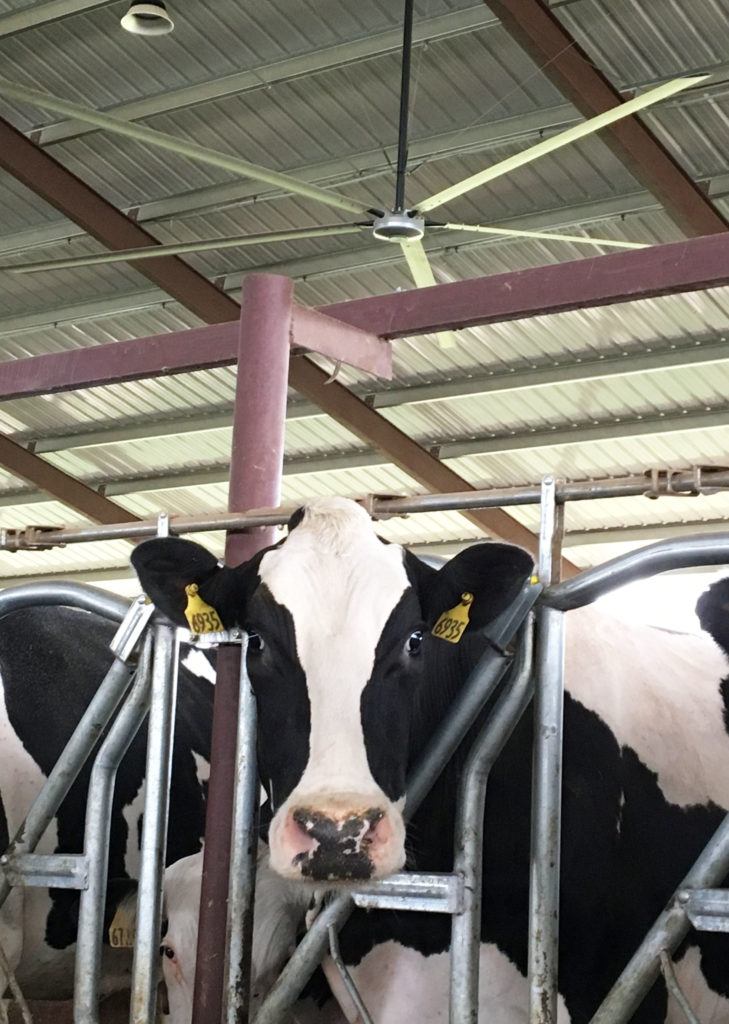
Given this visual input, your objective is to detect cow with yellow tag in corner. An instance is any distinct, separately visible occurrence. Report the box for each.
[132,496,729,1024]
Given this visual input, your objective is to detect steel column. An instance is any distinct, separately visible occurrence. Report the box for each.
[191,274,292,1024]
[528,479,566,1024]
[130,621,180,1024]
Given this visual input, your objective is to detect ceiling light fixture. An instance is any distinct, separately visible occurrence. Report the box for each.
[120,2,174,36]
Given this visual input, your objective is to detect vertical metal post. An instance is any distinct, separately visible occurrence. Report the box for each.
[449,619,535,1023]
[223,642,259,1024]
[192,275,292,1024]
[74,633,153,1024]
[529,477,565,1024]
[130,621,180,1024]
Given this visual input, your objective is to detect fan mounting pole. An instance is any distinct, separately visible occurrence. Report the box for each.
[395,0,415,213]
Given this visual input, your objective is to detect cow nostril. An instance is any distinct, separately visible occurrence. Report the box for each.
[291,806,388,849]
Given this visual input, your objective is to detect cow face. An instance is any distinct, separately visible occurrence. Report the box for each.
[132,498,532,884]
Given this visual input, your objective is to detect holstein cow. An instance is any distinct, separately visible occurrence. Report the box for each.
[132,497,729,1024]
[0,604,213,1000]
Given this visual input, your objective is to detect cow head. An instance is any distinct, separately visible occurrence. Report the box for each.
[132,498,532,884]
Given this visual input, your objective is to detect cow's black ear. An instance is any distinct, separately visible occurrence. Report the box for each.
[131,537,242,628]
[696,577,729,656]
[417,543,534,632]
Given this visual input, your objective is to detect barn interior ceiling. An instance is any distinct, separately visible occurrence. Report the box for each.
[0,0,728,593]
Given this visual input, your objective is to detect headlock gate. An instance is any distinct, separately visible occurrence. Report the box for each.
[0,477,728,1024]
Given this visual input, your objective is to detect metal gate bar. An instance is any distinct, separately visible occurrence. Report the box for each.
[529,478,566,1024]
[589,811,729,1024]
[0,656,134,910]
[130,621,180,1024]
[530,529,729,1024]
[0,586,141,912]
[223,637,259,1024]
[449,617,535,1022]
[74,631,154,1024]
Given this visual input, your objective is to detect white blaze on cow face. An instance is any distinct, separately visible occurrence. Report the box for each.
[260,499,410,881]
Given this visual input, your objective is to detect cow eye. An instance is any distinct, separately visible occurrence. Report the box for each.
[247,631,265,653]
[160,944,175,960]
[406,630,423,656]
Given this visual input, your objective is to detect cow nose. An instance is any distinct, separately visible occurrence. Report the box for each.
[287,806,391,881]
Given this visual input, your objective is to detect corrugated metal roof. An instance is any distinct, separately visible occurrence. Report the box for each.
[0,0,727,587]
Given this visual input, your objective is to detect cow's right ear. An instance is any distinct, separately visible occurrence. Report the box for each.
[131,537,243,629]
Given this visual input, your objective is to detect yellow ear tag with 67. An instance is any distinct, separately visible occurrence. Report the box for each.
[108,904,135,949]
[432,592,474,644]
[184,583,223,635]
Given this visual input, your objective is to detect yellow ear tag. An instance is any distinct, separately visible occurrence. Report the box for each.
[184,583,223,635]
[432,592,474,644]
[108,904,135,949]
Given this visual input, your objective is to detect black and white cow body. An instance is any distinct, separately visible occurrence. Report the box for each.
[133,498,729,1024]
[0,604,213,999]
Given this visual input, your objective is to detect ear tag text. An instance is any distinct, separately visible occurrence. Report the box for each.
[108,904,135,949]
[432,592,473,644]
[184,583,223,635]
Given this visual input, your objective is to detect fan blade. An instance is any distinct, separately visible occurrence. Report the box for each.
[441,223,649,249]
[3,225,367,274]
[400,240,457,348]
[0,79,370,218]
[418,76,708,213]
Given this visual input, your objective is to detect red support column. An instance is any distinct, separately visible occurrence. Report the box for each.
[191,275,293,1024]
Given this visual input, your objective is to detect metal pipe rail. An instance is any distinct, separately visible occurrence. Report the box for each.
[74,633,154,1024]
[1,467,727,549]
[130,622,179,1024]
[450,617,535,1023]
[0,580,129,620]
[545,532,729,609]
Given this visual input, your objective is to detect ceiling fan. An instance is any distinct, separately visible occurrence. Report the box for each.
[0,0,705,346]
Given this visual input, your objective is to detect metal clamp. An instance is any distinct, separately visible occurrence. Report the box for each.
[0,524,66,552]
[1,852,88,890]
[186,625,246,648]
[691,465,729,496]
[681,887,729,932]
[643,465,729,500]
[357,492,409,520]
[110,594,156,662]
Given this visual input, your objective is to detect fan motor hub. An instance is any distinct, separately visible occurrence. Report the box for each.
[372,212,425,242]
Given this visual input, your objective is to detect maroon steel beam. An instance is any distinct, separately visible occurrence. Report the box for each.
[321,233,729,336]
[191,276,292,1024]
[5,233,729,401]
[486,0,729,238]
[0,433,138,523]
[0,113,236,519]
[0,323,240,400]
[0,117,240,324]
